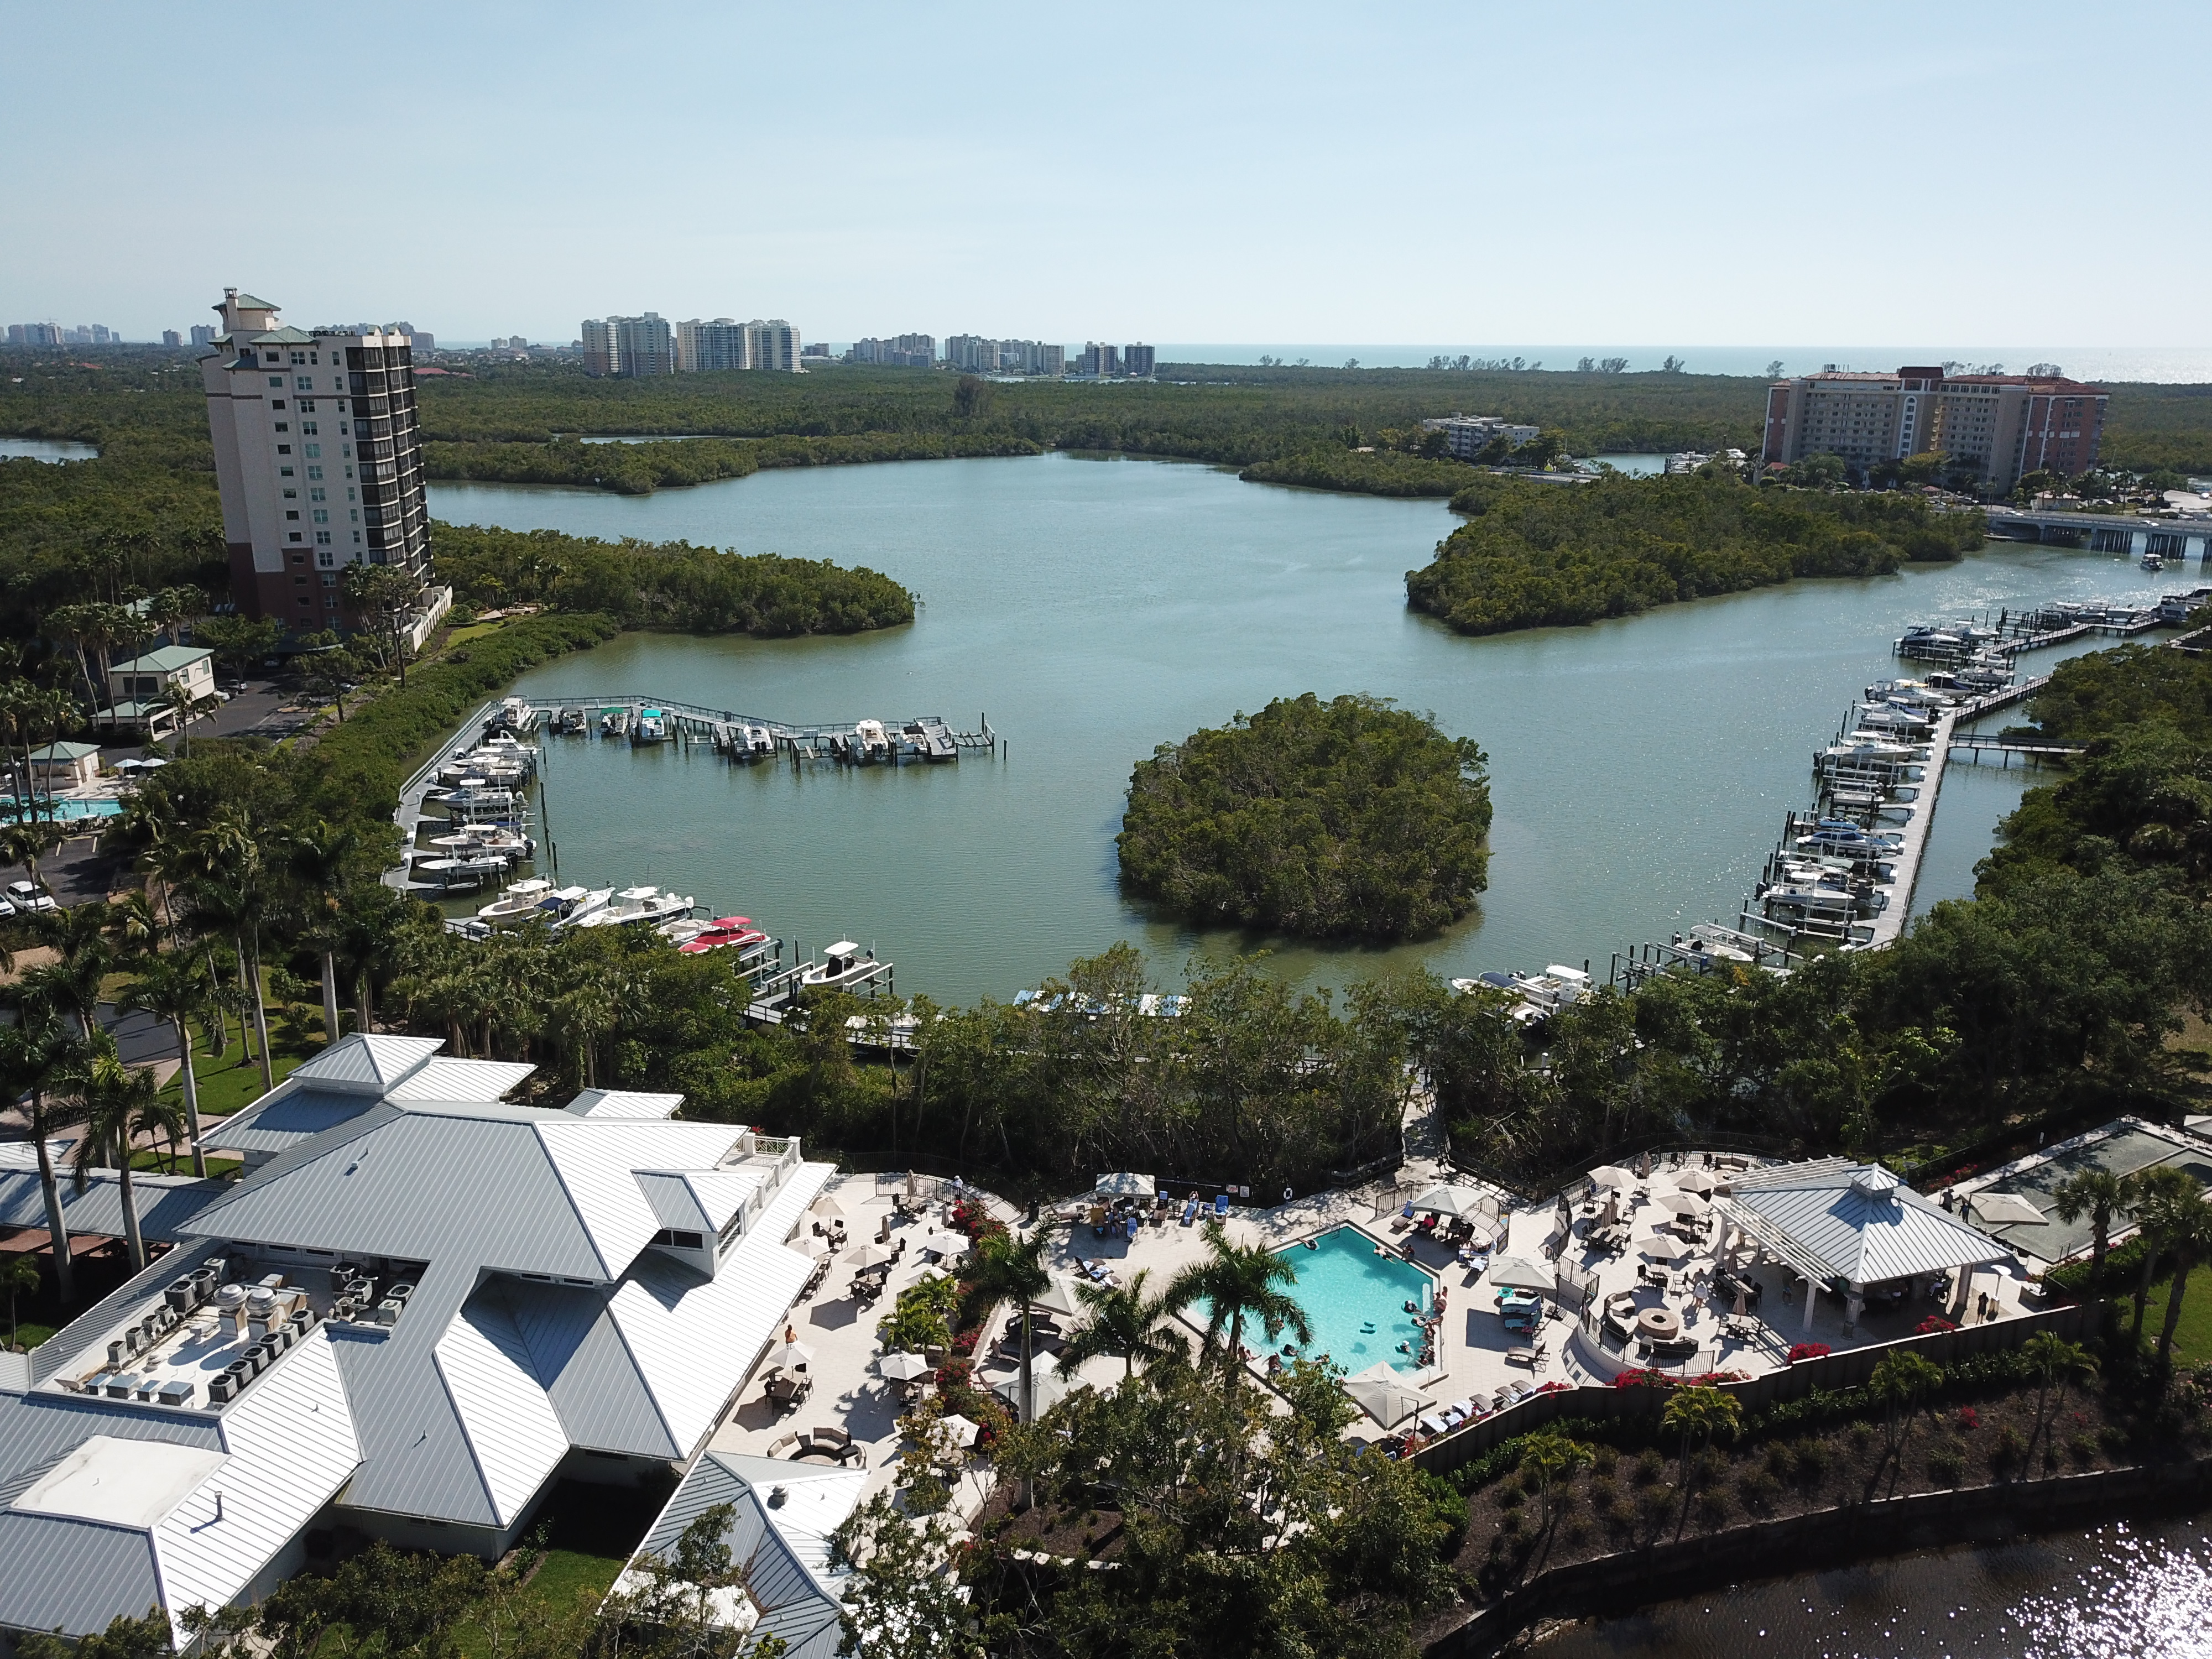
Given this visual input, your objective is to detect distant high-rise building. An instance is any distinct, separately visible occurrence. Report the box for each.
[5,326,21,345]
[163,329,183,348]
[190,324,217,347]
[581,313,672,378]
[1038,343,1065,377]
[848,333,936,368]
[12,322,62,347]
[1760,365,2109,492]
[745,319,801,372]
[411,331,435,353]
[199,288,433,631]
[1078,343,1120,377]
[945,335,994,372]
[1123,343,1156,378]
[676,317,747,372]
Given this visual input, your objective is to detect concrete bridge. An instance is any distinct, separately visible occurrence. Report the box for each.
[1983,508,2212,560]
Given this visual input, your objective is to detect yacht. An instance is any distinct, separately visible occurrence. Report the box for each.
[800,941,884,990]
[478,877,557,923]
[571,885,695,929]
[675,916,771,957]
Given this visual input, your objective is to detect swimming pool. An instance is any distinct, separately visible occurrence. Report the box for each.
[2,797,122,823]
[1256,1226,1432,1375]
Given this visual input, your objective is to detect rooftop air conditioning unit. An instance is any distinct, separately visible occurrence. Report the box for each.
[207,1373,238,1405]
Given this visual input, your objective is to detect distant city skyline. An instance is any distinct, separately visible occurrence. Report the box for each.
[4,3,2205,351]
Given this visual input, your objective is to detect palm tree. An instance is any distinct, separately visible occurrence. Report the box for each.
[1166,1218,1312,1397]
[42,604,101,708]
[1866,1350,1944,1487]
[186,812,274,1093]
[2124,1165,2200,1337]
[0,1011,75,1303]
[1,1251,39,1350]
[1517,1431,1595,1550]
[119,954,212,1177]
[1054,1267,1186,1381]
[284,820,359,1044]
[1660,1385,1743,1537]
[103,890,161,963]
[2151,1192,2212,1369]
[65,1033,182,1272]
[2051,1168,2126,1292]
[962,1229,1054,1427]
[24,903,114,1040]
[2020,1331,2098,1454]
[0,820,60,904]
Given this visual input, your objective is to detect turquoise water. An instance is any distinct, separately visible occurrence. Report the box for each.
[1269,1225,1431,1374]
[3,797,121,822]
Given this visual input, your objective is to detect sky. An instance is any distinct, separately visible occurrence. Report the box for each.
[4,1,2206,352]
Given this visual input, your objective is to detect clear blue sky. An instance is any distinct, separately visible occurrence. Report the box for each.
[5,1,2204,348]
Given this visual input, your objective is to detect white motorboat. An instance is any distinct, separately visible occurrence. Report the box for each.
[478,877,557,922]
[415,854,509,889]
[851,721,892,765]
[800,941,884,990]
[733,723,776,762]
[676,916,772,957]
[631,709,670,745]
[571,884,695,928]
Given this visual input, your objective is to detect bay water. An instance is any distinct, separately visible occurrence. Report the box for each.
[430,453,2200,1005]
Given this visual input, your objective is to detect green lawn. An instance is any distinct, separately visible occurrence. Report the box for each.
[128,1148,242,1180]
[2137,1276,2212,1368]
[158,1004,326,1121]
[453,1479,667,1657]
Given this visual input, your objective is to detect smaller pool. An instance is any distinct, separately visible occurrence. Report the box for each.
[2,797,123,823]
[1263,1225,1432,1375]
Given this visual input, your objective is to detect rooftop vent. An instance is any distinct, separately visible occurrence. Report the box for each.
[1849,1166,1900,1201]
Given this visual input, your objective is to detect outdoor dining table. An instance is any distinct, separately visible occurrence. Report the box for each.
[1636,1306,1683,1342]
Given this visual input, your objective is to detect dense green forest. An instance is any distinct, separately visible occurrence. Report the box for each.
[1117,695,1492,940]
[1405,471,1988,636]
[432,523,914,633]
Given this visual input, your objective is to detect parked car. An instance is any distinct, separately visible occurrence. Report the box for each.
[6,880,56,913]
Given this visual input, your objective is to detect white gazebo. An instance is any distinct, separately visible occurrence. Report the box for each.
[1719,1162,2018,1333]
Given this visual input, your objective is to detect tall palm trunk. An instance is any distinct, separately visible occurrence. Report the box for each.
[117,1159,145,1272]
[173,1014,205,1178]
[201,947,228,1054]
[321,951,342,1046]
[244,928,273,1093]
[32,1103,73,1303]
[2135,1246,2159,1337]
[356,969,373,1037]
[2160,1261,2196,1366]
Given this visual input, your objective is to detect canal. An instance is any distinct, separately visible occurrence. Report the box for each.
[429,453,2200,1004]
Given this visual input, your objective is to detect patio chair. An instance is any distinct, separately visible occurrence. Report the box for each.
[1213,1193,1230,1219]
[1180,1198,1198,1226]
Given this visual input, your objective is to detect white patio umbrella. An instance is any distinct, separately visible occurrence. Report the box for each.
[1030,1274,1084,1320]
[794,1235,830,1258]
[812,1197,847,1219]
[1488,1255,1554,1293]
[1636,1150,1653,1179]
[1969,1191,2048,1227]
[1588,1165,1637,1191]
[1731,1283,1751,1316]
[917,1231,971,1260]
[1344,1371,1427,1429]
[878,1352,933,1381]
[1639,1233,1692,1262]
[766,1339,815,1370]
[1410,1184,1488,1219]
[1677,1168,1719,1195]
[847,1242,896,1269]
[937,1412,981,1448]
[992,1369,1076,1418]
[1094,1172,1156,1197]
[1657,1190,1710,1218]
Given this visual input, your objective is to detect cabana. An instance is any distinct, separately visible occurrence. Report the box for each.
[1719,1162,2018,1333]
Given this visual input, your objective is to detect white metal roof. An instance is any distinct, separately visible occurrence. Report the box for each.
[13,1437,227,1528]
[535,1118,745,1278]
[434,1297,571,1528]
[1723,1162,2016,1287]
[564,1089,685,1120]
[287,1034,444,1094]
[387,1057,536,1102]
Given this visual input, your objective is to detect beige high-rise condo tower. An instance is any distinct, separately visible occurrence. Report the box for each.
[198,289,440,633]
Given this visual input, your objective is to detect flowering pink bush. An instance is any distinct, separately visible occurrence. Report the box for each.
[1611,1368,1674,1389]
[1786,1342,1831,1363]
[1958,1407,1980,1431]
[1916,1316,1958,1335]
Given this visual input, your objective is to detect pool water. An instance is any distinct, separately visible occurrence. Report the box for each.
[1269,1226,1433,1375]
[2,797,122,823]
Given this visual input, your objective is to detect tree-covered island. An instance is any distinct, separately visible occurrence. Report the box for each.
[1117,693,1491,939]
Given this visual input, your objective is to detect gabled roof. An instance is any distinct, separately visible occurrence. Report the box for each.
[387,1057,535,1103]
[635,1168,761,1235]
[247,327,315,345]
[565,1089,684,1120]
[226,293,278,310]
[1723,1163,2015,1287]
[29,741,97,761]
[617,1451,865,1659]
[199,1084,384,1155]
[109,645,212,675]
[0,1167,228,1243]
[288,1033,444,1095]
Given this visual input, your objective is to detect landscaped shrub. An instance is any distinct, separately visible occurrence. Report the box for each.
[1927,1441,1968,1484]
[1634,1448,1666,1485]
[1787,1342,1831,1363]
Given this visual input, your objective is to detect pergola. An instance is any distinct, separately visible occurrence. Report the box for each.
[1718,1162,2017,1332]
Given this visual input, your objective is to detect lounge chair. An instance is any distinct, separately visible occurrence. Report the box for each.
[1213,1193,1230,1219]
[1180,1198,1198,1225]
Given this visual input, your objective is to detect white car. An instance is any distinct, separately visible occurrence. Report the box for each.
[0,896,14,919]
